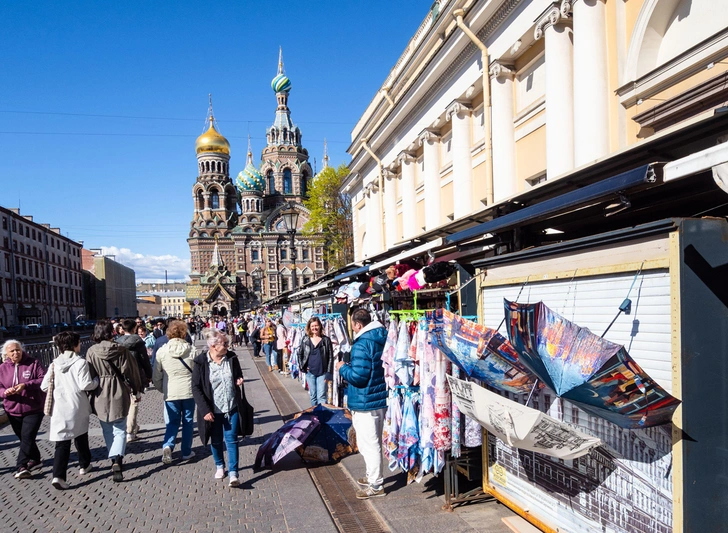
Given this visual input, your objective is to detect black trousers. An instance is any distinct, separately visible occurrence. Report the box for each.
[253,341,261,357]
[7,412,43,467]
[53,433,91,480]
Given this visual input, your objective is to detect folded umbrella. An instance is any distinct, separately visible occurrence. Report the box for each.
[294,404,358,463]
[254,414,320,469]
[504,300,681,428]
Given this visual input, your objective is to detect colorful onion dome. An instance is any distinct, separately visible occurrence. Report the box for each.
[236,163,265,193]
[195,123,230,155]
[271,73,292,94]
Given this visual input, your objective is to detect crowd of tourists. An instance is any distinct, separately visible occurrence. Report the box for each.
[0,317,252,490]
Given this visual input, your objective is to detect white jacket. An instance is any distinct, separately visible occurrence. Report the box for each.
[153,338,196,401]
[41,351,98,441]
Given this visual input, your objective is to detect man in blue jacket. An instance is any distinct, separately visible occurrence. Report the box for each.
[336,308,387,499]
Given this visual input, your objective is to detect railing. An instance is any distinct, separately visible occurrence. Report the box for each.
[22,336,94,370]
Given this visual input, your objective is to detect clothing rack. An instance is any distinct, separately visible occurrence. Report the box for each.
[313,313,343,320]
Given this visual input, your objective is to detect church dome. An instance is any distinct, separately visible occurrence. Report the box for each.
[271,73,291,94]
[195,123,230,155]
[236,163,265,193]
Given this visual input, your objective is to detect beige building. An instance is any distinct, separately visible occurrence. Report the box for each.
[0,206,85,327]
[82,249,136,318]
[346,0,728,260]
[160,291,186,317]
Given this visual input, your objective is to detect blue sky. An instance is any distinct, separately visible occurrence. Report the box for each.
[0,1,427,281]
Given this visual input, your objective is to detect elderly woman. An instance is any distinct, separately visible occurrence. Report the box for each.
[260,319,276,372]
[153,320,196,465]
[0,340,46,479]
[297,317,334,406]
[41,332,99,490]
[191,328,249,487]
[86,320,144,482]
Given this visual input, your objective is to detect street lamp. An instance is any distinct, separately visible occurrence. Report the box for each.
[280,202,299,292]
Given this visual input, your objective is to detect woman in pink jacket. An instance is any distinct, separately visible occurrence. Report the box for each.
[0,340,46,479]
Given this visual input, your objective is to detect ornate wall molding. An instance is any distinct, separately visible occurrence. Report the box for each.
[534,4,571,40]
[446,100,472,121]
[489,62,515,80]
[418,128,442,145]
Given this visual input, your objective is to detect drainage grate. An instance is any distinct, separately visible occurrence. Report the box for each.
[255,357,390,533]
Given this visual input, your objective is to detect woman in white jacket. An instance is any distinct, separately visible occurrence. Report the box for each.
[153,320,196,465]
[41,331,99,490]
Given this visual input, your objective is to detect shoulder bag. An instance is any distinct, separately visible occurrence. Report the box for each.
[43,363,55,416]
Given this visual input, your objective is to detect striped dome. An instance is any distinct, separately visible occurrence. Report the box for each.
[271,73,292,93]
[236,163,265,193]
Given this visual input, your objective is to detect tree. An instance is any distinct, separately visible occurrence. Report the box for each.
[302,164,353,269]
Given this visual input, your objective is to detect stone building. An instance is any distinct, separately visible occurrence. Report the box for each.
[187,52,326,315]
[0,206,84,327]
[82,249,136,319]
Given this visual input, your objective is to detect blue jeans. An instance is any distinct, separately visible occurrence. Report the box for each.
[263,343,275,367]
[210,410,239,477]
[163,398,195,456]
[100,418,127,459]
[306,373,327,406]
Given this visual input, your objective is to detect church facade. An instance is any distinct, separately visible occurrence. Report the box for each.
[186,54,326,316]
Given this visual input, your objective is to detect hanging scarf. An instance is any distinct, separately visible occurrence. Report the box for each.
[383,392,402,472]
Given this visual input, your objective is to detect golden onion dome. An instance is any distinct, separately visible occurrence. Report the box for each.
[195,123,230,155]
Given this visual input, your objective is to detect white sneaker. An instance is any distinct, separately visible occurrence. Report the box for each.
[79,465,94,475]
[181,451,195,461]
[126,433,136,443]
[215,466,225,479]
[51,477,70,490]
[229,474,240,487]
[162,446,172,464]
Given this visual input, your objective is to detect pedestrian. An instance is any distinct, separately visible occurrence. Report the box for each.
[250,325,262,358]
[85,320,144,482]
[297,317,334,406]
[117,319,153,442]
[41,332,99,490]
[0,340,46,479]
[191,328,249,487]
[335,308,388,499]
[275,319,288,373]
[153,320,197,464]
[153,320,165,339]
[260,319,277,372]
[240,319,249,346]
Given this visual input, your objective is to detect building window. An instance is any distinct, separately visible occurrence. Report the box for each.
[281,278,289,292]
[1,217,6,230]
[267,170,276,194]
[211,191,220,209]
[303,276,311,284]
[301,172,308,196]
[440,132,453,169]
[283,168,293,194]
[280,248,287,260]
[251,249,259,261]
[301,248,309,260]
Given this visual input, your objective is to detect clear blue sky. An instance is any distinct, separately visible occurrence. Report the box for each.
[0,1,428,281]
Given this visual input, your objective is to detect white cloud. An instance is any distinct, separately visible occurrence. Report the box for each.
[100,246,190,283]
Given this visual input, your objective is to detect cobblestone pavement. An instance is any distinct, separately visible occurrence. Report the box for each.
[0,342,336,533]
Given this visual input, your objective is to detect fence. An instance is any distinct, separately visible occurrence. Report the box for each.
[22,336,94,369]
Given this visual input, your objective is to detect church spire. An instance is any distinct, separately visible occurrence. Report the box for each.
[278,46,284,76]
[247,134,253,165]
[210,235,224,268]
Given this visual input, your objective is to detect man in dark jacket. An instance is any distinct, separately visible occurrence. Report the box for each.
[117,319,153,442]
[336,308,387,500]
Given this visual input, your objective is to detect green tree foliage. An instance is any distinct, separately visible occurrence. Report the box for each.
[302,164,353,269]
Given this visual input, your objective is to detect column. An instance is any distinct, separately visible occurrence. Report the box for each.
[447,101,473,219]
[383,170,398,249]
[535,5,574,179]
[489,62,517,201]
[365,182,382,256]
[571,0,609,166]
[419,129,441,231]
[398,151,417,239]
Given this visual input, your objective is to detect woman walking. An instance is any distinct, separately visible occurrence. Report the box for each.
[153,320,196,464]
[0,340,46,479]
[191,329,250,487]
[297,317,334,406]
[275,319,288,374]
[260,319,276,372]
[85,320,144,482]
[41,332,99,490]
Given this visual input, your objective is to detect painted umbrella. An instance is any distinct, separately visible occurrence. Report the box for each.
[254,414,320,470]
[294,404,358,463]
[504,300,681,429]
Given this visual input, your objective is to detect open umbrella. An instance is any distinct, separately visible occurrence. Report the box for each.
[504,300,681,428]
[428,309,539,395]
[294,404,358,463]
[254,414,320,469]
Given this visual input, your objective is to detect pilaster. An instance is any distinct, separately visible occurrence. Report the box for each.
[446,100,473,219]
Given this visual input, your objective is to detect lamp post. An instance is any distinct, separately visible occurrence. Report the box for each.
[280,202,299,292]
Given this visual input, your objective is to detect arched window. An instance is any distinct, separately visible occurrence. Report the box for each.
[301,171,309,196]
[196,190,204,210]
[283,168,293,195]
[211,191,219,209]
[267,170,276,194]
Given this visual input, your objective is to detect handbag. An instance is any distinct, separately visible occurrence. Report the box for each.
[239,383,255,437]
[43,363,55,417]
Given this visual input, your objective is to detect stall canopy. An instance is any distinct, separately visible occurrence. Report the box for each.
[332,264,370,282]
[368,237,444,272]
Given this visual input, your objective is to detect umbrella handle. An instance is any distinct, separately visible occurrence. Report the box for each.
[525,379,539,407]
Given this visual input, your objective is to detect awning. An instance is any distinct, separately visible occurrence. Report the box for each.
[368,237,445,272]
[333,264,370,282]
[445,164,659,245]
[289,280,332,299]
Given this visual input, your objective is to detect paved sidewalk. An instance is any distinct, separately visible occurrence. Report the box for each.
[259,347,515,533]
[0,342,335,533]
